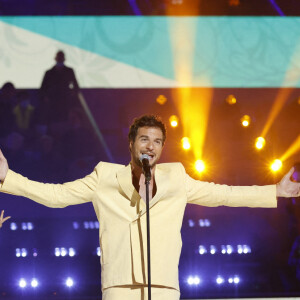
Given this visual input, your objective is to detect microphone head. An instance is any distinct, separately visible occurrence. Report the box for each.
[139,154,150,162]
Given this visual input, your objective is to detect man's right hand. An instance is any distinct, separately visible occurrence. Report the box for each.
[0,149,9,182]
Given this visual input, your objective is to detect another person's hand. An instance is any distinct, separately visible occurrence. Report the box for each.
[0,149,9,182]
[0,210,11,228]
[276,167,300,198]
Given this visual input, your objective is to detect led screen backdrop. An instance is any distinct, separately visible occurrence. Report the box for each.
[0,16,299,88]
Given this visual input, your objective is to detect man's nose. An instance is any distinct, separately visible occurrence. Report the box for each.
[146,141,154,150]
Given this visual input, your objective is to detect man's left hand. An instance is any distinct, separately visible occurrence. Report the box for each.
[276,167,300,198]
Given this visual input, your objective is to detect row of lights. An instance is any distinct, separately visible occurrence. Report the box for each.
[188,219,211,227]
[18,277,74,288]
[73,221,99,230]
[186,275,241,286]
[15,247,101,258]
[198,244,251,255]
[10,222,34,231]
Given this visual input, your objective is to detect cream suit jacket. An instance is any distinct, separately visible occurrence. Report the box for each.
[0,162,277,291]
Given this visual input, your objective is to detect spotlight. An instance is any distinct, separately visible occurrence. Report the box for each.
[187,276,201,285]
[97,247,101,257]
[198,245,207,255]
[169,115,179,128]
[243,245,251,254]
[233,276,240,284]
[16,248,21,257]
[241,115,251,127]
[216,276,224,284]
[21,248,28,257]
[210,245,217,255]
[156,95,167,105]
[69,248,76,257]
[255,137,265,150]
[72,222,79,230]
[188,219,195,227]
[271,159,282,172]
[19,278,27,288]
[60,247,67,257]
[226,245,233,254]
[226,94,237,105]
[65,277,74,287]
[181,137,191,150]
[237,245,243,254]
[31,278,39,288]
[195,160,205,173]
[10,222,17,231]
[55,247,61,257]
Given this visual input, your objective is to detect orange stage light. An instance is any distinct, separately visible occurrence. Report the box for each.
[181,137,191,150]
[195,159,205,173]
[169,115,179,128]
[271,159,282,172]
[255,137,266,150]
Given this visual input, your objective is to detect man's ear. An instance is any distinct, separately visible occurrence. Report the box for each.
[129,140,133,152]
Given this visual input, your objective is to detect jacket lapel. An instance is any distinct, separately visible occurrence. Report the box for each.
[116,164,140,207]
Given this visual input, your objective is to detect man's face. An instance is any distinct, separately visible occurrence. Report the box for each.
[130,126,164,168]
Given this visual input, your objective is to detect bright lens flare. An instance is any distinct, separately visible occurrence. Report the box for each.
[195,160,205,173]
[181,137,191,150]
[241,115,251,127]
[169,115,179,128]
[271,159,282,172]
[255,137,266,150]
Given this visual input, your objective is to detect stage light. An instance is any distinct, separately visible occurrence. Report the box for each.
[204,219,211,227]
[33,248,38,257]
[22,222,27,230]
[27,222,34,230]
[19,278,27,288]
[21,248,28,257]
[210,245,217,255]
[243,245,251,254]
[255,137,266,150]
[226,94,237,105]
[69,248,76,257]
[187,276,201,285]
[188,219,195,227]
[89,221,95,229]
[297,96,300,105]
[228,277,233,283]
[195,160,205,173]
[10,222,17,231]
[237,245,243,254]
[84,221,89,229]
[97,247,101,257]
[31,278,39,288]
[271,159,282,172]
[226,245,233,254]
[16,248,21,257]
[199,245,207,255]
[216,276,224,284]
[65,277,74,287]
[55,248,61,257]
[156,95,167,105]
[233,276,240,284]
[73,222,79,230]
[241,115,251,127]
[181,137,191,150]
[169,115,179,128]
[61,247,67,257]
[221,245,226,254]
[94,221,99,229]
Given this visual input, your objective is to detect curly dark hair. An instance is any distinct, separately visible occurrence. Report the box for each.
[128,115,167,144]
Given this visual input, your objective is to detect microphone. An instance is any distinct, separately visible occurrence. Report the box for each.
[140,154,151,182]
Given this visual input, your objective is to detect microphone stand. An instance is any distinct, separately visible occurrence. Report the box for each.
[144,171,151,300]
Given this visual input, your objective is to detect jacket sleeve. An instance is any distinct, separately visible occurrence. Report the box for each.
[0,163,102,208]
[184,169,277,208]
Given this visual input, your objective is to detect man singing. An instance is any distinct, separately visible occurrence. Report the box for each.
[0,115,299,300]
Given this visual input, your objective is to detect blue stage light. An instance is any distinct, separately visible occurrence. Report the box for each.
[16,248,21,257]
[216,276,224,284]
[198,245,207,255]
[73,222,80,229]
[65,277,74,287]
[84,221,89,229]
[210,245,216,254]
[233,276,240,284]
[55,247,61,257]
[10,222,17,231]
[188,219,195,227]
[226,245,233,254]
[19,278,27,288]
[21,248,28,257]
[31,278,39,288]
[97,247,101,256]
[187,276,201,285]
[94,221,99,229]
[69,248,76,257]
[61,247,67,257]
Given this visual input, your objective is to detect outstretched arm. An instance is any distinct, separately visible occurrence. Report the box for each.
[0,210,11,228]
[0,149,9,183]
[276,167,300,198]
[0,148,100,208]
